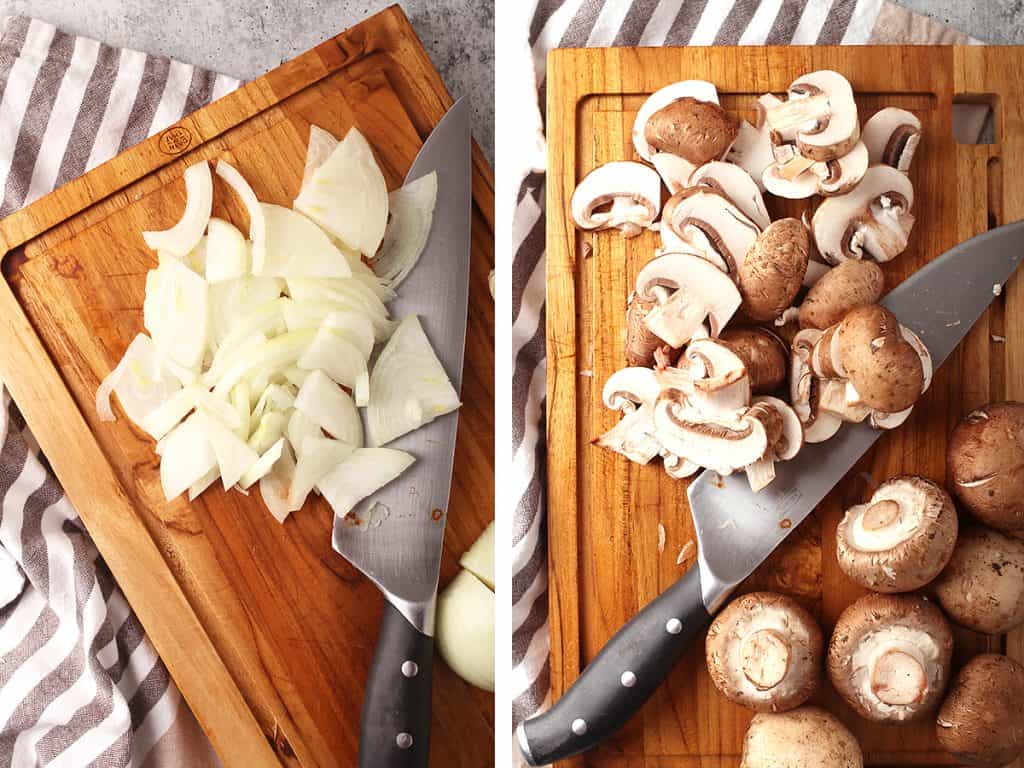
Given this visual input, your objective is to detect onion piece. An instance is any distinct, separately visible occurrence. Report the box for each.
[287,409,322,458]
[239,437,286,489]
[259,441,296,523]
[296,326,367,392]
[205,217,249,283]
[143,256,209,369]
[260,204,352,279]
[160,414,217,500]
[281,366,309,389]
[288,436,354,511]
[317,448,415,517]
[367,315,461,446]
[96,334,180,424]
[251,384,296,422]
[143,162,213,257]
[197,411,259,489]
[248,411,288,454]
[294,369,363,446]
[286,278,394,342]
[212,329,316,396]
[140,385,239,440]
[216,160,267,273]
[372,172,437,288]
[208,277,284,350]
[231,382,251,439]
[300,125,339,193]
[189,467,220,500]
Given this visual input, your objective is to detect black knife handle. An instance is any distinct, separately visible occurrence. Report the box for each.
[517,566,711,765]
[359,600,434,768]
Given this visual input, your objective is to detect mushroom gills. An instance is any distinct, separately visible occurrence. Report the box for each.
[570,161,661,236]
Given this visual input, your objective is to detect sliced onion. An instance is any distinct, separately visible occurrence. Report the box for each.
[189,467,220,500]
[288,436,354,511]
[248,411,288,454]
[212,329,316,396]
[143,256,209,369]
[367,315,461,446]
[286,278,394,341]
[287,409,322,458]
[259,441,296,523]
[260,204,352,279]
[317,448,415,517]
[208,276,284,350]
[231,382,251,439]
[160,414,217,500]
[252,384,296,422]
[205,217,249,283]
[216,160,267,273]
[140,385,238,440]
[143,162,213,257]
[96,334,180,424]
[294,127,388,258]
[239,437,286,489]
[301,125,339,193]
[294,369,363,446]
[197,411,259,489]
[372,172,437,288]
[296,326,367,391]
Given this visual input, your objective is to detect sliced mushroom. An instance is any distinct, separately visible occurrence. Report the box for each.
[726,119,774,193]
[790,329,843,444]
[811,323,847,380]
[762,163,818,200]
[765,71,860,162]
[662,450,701,479]
[706,592,822,712]
[812,141,869,196]
[625,292,668,367]
[636,251,742,347]
[662,187,760,277]
[862,107,922,171]
[827,593,953,723]
[837,476,958,593]
[689,161,771,229]
[571,161,661,237]
[947,401,1024,539]
[744,396,803,491]
[720,327,788,394]
[799,259,885,330]
[679,337,751,416]
[812,166,915,264]
[602,367,661,412]
[595,367,663,465]
[737,218,809,323]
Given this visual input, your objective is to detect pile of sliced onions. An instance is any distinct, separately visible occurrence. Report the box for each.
[97,125,449,524]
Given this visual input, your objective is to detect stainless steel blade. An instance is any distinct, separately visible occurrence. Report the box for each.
[331,98,472,634]
[689,219,1024,613]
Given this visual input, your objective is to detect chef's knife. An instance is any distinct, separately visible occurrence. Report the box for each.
[518,219,1024,766]
[332,98,471,768]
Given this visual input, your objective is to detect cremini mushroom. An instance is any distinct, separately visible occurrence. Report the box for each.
[812,165,915,264]
[744,396,804,491]
[932,525,1024,635]
[936,654,1024,768]
[799,259,884,330]
[594,367,663,465]
[720,327,788,394]
[765,70,860,161]
[836,476,958,593]
[737,218,809,323]
[790,329,843,444]
[862,107,922,171]
[689,161,771,229]
[570,161,661,237]
[625,292,668,367]
[762,141,868,199]
[813,141,869,196]
[661,187,760,278]
[740,706,864,768]
[706,592,822,712]
[676,337,751,415]
[635,251,742,348]
[947,401,1024,539]
[827,592,953,723]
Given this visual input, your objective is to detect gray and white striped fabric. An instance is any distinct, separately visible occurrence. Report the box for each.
[510,0,971,763]
[0,16,237,767]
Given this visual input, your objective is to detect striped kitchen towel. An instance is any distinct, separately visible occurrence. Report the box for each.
[510,1,975,764]
[0,16,238,767]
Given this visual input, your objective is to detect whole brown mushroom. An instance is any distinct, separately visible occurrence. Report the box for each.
[948,401,1024,539]
[799,260,885,331]
[644,97,740,166]
[837,304,924,414]
[932,525,1024,635]
[828,592,953,723]
[740,706,863,768]
[706,592,822,712]
[737,218,809,323]
[720,327,788,394]
[936,654,1024,768]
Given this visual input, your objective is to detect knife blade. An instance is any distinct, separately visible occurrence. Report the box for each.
[332,98,471,768]
[518,219,1024,766]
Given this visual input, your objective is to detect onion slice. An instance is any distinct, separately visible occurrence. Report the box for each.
[317,448,415,517]
[143,162,213,257]
[288,436,354,511]
[296,326,368,392]
[143,256,209,369]
[301,125,339,193]
[287,409,322,458]
[367,315,461,446]
[216,160,267,273]
[198,411,259,489]
[372,172,437,288]
[205,217,249,282]
[96,334,180,424]
[239,437,286,489]
[160,414,217,500]
[260,204,352,278]
[294,369,363,446]
[259,441,296,523]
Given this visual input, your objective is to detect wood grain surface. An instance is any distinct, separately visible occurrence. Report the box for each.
[0,6,494,767]
[546,45,1024,767]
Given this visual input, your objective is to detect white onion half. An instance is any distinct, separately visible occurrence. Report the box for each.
[143,162,213,257]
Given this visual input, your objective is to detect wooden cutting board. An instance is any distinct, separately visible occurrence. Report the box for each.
[0,6,493,767]
[546,45,1024,767]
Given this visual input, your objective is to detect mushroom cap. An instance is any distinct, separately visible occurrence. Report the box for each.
[625,293,666,368]
[828,593,953,723]
[633,80,720,162]
[862,107,922,171]
[837,304,924,413]
[737,219,810,323]
[720,327,788,394]
[812,166,915,265]
[799,260,885,330]
[662,187,760,277]
[570,161,662,234]
[644,97,740,166]
[933,525,1024,635]
[689,161,771,229]
[836,475,958,593]
[936,654,1024,768]
[740,706,863,768]
[706,592,822,713]
[948,401,1024,539]
[753,395,804,461]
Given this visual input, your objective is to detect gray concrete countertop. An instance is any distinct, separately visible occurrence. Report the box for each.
[1,0,495,164]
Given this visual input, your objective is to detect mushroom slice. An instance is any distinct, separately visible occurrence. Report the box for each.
[689,161,770,229]
[827,593,953,723]
[571,161,661,237]
[790,329,843,444]
[594,403,661,464]
[812,141,869,196]
[810,324,846,380]
[662,188,760,277]
[653,393,769,476]
[862,107,922,171]
[680,337,751,417]
[636,251,742,347]
[812,166,915,264]
[625,292,669,368]
[633,81,720,162]
[651,153,697,196]
[737,218,809,323]
[706,592,822,712]
[761,164,817,200]
[837,476,958,593]
[662,450,700,479]
[661,222,731,273]
[765,71,860,162]
[602,366,661,412]
[725,119,774,193]
[744,396,804,492]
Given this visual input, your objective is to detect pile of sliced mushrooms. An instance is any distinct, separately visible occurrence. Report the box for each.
[575,71,931,492]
